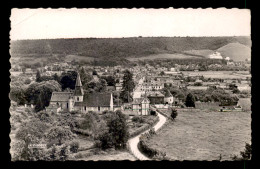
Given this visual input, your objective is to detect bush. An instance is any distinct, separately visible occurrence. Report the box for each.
[170,108,178,120]
[185,93,196,107]
[70,141,79,153]
[74,153,83,159]
[132,116,145,123]
[232,143,251,160]
[24,78,31,85]
[94,131,114,150]
[150,110,157,116]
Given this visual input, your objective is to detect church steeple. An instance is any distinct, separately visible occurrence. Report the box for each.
[75,72,82,87]
[74,72,84,99]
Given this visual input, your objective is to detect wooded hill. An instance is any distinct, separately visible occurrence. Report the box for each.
[10,36,251,61]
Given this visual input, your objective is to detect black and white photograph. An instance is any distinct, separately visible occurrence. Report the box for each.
[9,8,251,161]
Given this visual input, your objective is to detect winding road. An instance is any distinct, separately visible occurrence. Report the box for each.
[128,112,167,160]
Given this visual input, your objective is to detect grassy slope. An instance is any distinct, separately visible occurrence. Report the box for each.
[147,110,251,160]
[217,43,251,61]
[10,37,251,60]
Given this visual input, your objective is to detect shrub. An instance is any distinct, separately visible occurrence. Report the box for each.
[232,143,251,160]
[185,93,196,107]
[75,153,83,159]
[150,110,157,116]
[70,141,79,153]
[170,108,178,120]
[24,78,31,85]
[94,131,114,150]
[132,116,145,123]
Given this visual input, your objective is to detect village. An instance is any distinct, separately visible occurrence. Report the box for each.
[9,53,251,161]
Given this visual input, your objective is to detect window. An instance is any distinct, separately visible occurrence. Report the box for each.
[85,106,86,111]
[77,97,79,101]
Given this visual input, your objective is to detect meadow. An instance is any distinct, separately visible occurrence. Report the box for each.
[147,110,251,160]
[126,53,201,61]
[181,71,251,79]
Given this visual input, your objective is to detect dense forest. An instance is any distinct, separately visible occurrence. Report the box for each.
[10,36,251,59]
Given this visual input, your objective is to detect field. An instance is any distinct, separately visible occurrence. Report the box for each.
[127,53,201,61]
[181,71,251,79]
[147,110,251,160]
[75,149,136,161]
[183,49,214,58]
[64,55,95,62]
[217,43,251,61]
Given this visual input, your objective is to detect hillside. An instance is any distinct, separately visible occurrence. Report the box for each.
[217,43,251,61]
[10,36,251,60]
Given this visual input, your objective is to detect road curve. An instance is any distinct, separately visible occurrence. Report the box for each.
[128,113,167,160]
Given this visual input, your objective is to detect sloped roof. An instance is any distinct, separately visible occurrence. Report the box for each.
[147,91,164,97]
[132,98,144,104]
[50,92,73,102]
[74,92,112,107]
[164,90,173,97]
[74,86,84,96]
[75,73,82,87]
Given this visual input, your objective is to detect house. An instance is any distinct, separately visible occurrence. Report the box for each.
[147,91,165,105]
[141,82,163,91]
[164,90,174,105]
[115,83,123,91]
[187,86,208,90]
[25,68,34,74]
[106,86,115,92]
[48,92,74,112]
[208,52,223,59]
[132,94,150,115]
[74,92,114,113]
[237,84,251,92]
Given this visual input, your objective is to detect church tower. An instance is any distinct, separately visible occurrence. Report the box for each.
[74,72,84,102]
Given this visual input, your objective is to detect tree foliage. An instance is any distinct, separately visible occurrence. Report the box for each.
[25,80,61,112]
[120,70,135,103]
[9,87,26,105]
[78,67,93,89]
[45,126,75,146]
[185,93,196,107]
[170,108,178,120]
[95,110,129,150]
[59,71,77,90]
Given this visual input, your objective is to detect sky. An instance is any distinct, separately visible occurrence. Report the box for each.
[10,8,251,40]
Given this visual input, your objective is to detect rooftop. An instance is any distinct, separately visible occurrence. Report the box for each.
[74,92,112,107]
[50,92,73,102]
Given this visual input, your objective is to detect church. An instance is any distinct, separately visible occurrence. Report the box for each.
[47,73,114,113]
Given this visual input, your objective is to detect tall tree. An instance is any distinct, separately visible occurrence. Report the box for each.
[79,67,93,89]
[45,126,75,146]
[25,80,61,112]
[59,71,77,90]
[120,70,135,103]
[36,70,41,82]
[185,93,196,107]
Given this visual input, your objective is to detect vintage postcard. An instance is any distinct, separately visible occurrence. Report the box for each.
[9,8,251,161]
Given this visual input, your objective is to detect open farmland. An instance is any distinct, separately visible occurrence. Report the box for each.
[183,49,214,58]
[147,110,251,161]
[127,53,201,61]
[64,55,95,62]
[181,71,251,79]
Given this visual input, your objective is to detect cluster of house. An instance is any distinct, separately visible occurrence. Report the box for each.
[46,72,178,116]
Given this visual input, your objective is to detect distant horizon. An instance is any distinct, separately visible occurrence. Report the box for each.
[10,35,251,41]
